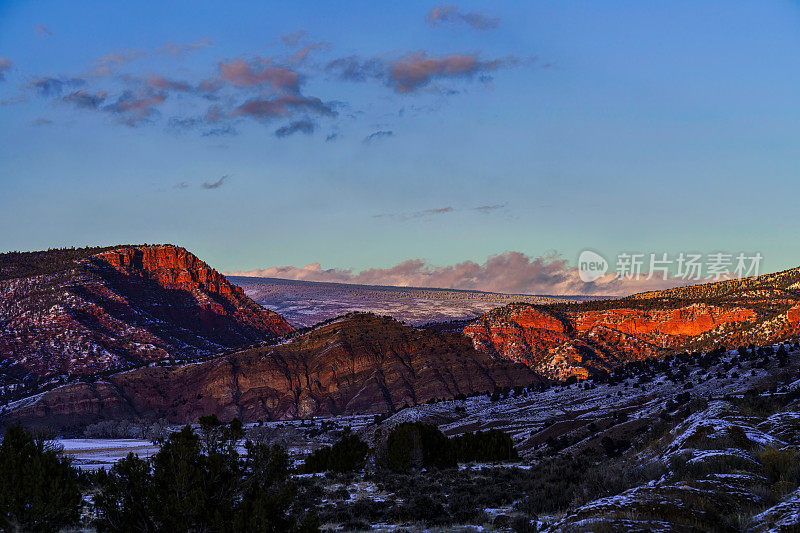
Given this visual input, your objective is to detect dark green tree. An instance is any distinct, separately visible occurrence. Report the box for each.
[0,425,82,532]
[384,422,456,472]
[302,431,370,474]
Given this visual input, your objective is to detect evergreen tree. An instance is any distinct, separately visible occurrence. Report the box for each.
[0,425,82,532]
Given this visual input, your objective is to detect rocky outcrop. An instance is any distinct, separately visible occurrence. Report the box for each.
[465,302,764,380]
[0,245,292,383]
[4,313,542,428]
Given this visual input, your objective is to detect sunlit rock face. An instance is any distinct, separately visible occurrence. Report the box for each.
[0,245,292,381]
[463,268,800,380]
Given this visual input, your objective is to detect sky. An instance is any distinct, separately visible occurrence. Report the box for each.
[2,1,800,295]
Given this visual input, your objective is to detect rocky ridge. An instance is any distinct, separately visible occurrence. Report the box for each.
[3,313,540,428]
[0,245,292,389]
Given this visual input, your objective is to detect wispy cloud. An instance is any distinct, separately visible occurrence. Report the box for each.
[202,175,229,189]
[202,126,237,137]
[102,88,166,126]
[389,52,516,93]
[281,30,307,47]
[363,130,393,143]
[376,204,506,220]
[30,76,85,96]
[275,119,315,137]
[63,89,106,109]
[415,206,453,217]
[34,24,53,37]
[326,56,384,82]
[219,58,299,91]
[146,76,192,92]
[233,94,335,121]
[426,4,499,30]
[0,58,12,82]
[158,38,213,57]
[91,49,144,77]
[326,52,521,93]
[228,251,685,296]
[473,203,507,212]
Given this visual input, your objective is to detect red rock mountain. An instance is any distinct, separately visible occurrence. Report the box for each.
[5,313,541,428]
[465,267,800,379]
[0,245,292,386]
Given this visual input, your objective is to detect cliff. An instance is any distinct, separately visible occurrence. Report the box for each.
[0,245,292,385]
[465,266,800,379]
[5,313,542,428]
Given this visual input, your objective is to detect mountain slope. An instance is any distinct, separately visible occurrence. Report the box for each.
[3,313,541,428]
[465,268,800,379]
[0,245,292,390]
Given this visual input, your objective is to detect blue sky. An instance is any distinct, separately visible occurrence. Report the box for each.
[1,1,799,294]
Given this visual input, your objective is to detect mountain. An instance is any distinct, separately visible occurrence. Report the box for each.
[0,245,292,391]
[465,267,800,379]
[3,313,541,429]
[231,275,590,327]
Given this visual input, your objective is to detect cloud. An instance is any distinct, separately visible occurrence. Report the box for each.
[202,126,237,137]
[275,119,315,137]
[389,52,514,93]
[415,206,453,217]
[32,117,52,126]
[363,130,393,143]
[146,76,192,92]
[229,251,687,296]
[103,88,166,126]
[91,49,144,77]
[233,94,335,121]
[290,42,330,64]
[158,38,213,57]
[426,4,499,30]
[219,58,299,91]
[0,58,12,82]
[327,52,519,93]
[473,203,507,212]
[281,30,307,47]
[326,56,384,82]
[202,175,229,189]
[34,24,53,37]
[30,76,85,96]
[63,89,106,109]
[374,205,456,221]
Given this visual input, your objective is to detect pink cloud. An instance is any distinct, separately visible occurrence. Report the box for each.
[232,94,334,120]
[388,52,509,93]
[228,251,689,296]
[219,59,299,91]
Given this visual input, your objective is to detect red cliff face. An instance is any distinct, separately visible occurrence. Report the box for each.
[573,306,756,345]
[90,246,293,338]
[0,245,292,381]
[464,302,759,379]
[463,305,570,368]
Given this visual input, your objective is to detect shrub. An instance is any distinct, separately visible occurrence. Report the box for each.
[302,431,369,474]
[384,422,456,472]
[0,425,83,532]
[449,429,519,463]
[760,447,800,485]
[93,419,317,532]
